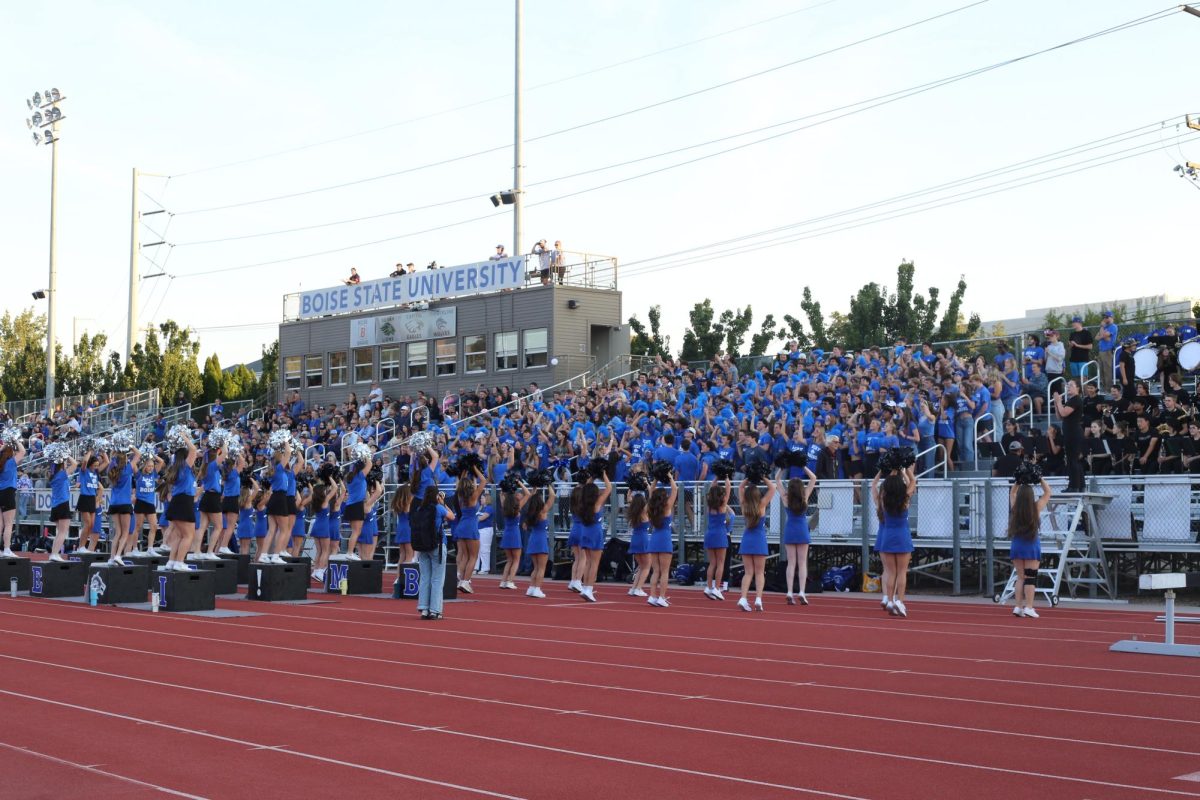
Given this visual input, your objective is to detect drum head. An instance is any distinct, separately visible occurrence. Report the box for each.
[1179,340,1200,372]
[1133,347,1158,380]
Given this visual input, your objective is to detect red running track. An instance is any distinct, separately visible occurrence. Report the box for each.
[2,580,1199,800]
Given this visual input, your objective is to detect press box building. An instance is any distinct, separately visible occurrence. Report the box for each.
[277,253,630,408]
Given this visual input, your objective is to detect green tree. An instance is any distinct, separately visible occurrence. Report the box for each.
[1193,301,1199,319]
[628,305,670,358]
[748,313,778,357]
[202,353,224,404]
[257,340,279,398]
[842,282,889,350]
[0,309,47,402]
[935,276,971,341]
[63,332,109,396]
[1042,309,1065,332]
[799,287,829,350]
[679,300,726,363]
[222,363,258,401]
[721,307,754,358]
[776,314,810,349]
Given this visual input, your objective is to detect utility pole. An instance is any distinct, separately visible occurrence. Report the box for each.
[128,168,139,364]
[513,0,524,259]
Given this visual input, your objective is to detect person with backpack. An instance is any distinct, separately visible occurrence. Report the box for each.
[411,485,456,620]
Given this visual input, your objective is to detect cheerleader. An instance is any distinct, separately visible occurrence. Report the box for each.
[308,477,332,583]
[340,455,372,560]
[497,481,530,591]
[162,438,199,572]
[105,445,140,565]
[872,459,916,617]
[780,467,817,605]
[357,468,385,562]
[645,474,677,608]
[389,484,414,565]
[282,453,300,556]
[212,449,245,557]
[234,479,259,552]
[327,475,346,559]
[626,491,651,598]
[1008,473,1052,618]
[452,464,487,592]
[133,450,163,556]
[702,478,733,600]
[252,486,270,558]
[0,437,26,558]
[47,452,77,562]
[577,470,613,603]
[195,440,227,561]
[262,440,292,564]
[287,478,311,558]
[566,478,588,593]
[74,449,109,554]
[936,394,956,472]
[736,474,776,612]
[522,489,550,598]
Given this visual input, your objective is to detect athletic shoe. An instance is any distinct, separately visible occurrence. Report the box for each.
[658,597,670,608]
[531,587,546,599]
[721,582,729,592]
[627,587,637,596]
[312,568,325,583]
[881,595,890,609]
[631,588,648,597]
[526,586,537,596]
[271,554,287,565]
[894,600,908,618]
[1023,608,1040,619]
[798,593,809,606]
[647,596,661,607]
[172,561,192,572]
[567,580,581,593]
[786,594,796,606]
[711,588,725,601]
[185,552,203,561]
[460,580,473,594]
[703,586,715,599]
[113,556,127,566]
[204,552,222,561]
[48,553,66,562]
[887,600,898,616]
[74,547,90,554]
[127,549,144,557]
[1,548,15,558]
[218,547,235,556]
[1012,606,1025,618]
[737,598,752,612]
[581,586,596,602]
[753,599,764,612]
[347,553,362,562]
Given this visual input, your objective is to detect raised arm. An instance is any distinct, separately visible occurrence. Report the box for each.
[804,466,817,501]
[1036,477,1053,513]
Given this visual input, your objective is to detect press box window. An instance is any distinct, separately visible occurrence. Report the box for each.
[407,341,428,380]
[524,328,548,369]
[305,355,323,388]
[283,356,302,390]
[328,352,348,386]
[464,335,486,374]
[353,347,374,383]
[380,346,400,382]
[495,332,518,371]
[436,338,457,376]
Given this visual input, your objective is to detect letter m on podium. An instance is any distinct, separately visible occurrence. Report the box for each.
[327,563,348,589]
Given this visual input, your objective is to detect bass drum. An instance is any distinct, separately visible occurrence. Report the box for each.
[1179,340,1200,373]
[1133,347,1158,380]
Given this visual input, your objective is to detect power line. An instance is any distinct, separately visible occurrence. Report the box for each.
[169,1,985,216]
[167,0,847,179]
[168,8,1180,280]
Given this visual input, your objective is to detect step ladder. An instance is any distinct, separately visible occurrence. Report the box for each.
[997,492,1114,606]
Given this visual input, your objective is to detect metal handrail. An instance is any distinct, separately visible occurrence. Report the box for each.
[1080,359,1100,391]
[916,442,948,479]
[1009,394,1032,432]
[972,413,994,471]
[1045,376,1065,417]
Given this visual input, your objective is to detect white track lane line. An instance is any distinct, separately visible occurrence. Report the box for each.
[0,688,525,800]
[0,740,209,799]
[3,635,1194,758]
[0,658,872,800]
[2,650,1195,799]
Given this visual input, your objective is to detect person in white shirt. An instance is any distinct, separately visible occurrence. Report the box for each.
[551,240,565,284]
[533,240,551,285]
[367,382,383,407]
[490,245,506,261]
[1043,328,1066,387]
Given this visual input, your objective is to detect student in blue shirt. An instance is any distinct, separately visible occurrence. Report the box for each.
[1096,310,1119,391]
[46,452,78,562]
[162,437,200,572]
[105,445,141,565]
[74,449,110,554]
[135,450,165,555]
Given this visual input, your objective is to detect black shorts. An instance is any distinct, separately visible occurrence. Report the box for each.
[50,502,71,522]
[342,501,365,522]
[266,492,289,517]
[108,504,133,516]
[0,487,15,512]
[539,267,550,279]
[287,495,298,516]
[198,490,222,514]
[166,493,195,522]
[221,496,239,514]
[134,499,157,516]
[77,494,97,514]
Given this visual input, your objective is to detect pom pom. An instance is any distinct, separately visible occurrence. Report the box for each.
[878,447,914,473]
[226,437,245,459]
[206,428,231,452]
[626,473,650,494]
[85,435,111,454]
[166,424,192,452]
[318,462,339,483]
[1,426,22,448]
[773,451,791,470]
[527,468,555,489]
[44,442,72,464]
[110,429,135,452]
[587,454,611,478]
[1012,459,1043,486]
[349,442,372,462]
[367,465,383,487]
[648,459,674,484]
[268,429,293,450]
[498,473,522,494]
[744,460,772,486]
[137,442,158,461]
[710,459,736,480]
[409,431,433,452]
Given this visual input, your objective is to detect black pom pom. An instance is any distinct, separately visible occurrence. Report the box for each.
[587,455,611,478]
[627,473,650,494]
[773,451,791,470]
[498,474,522,494]
[1012,459,1043,486]
[649,459,675,484]
[710,459,736,480]
[527,468,555,488]
[744,461,771,486]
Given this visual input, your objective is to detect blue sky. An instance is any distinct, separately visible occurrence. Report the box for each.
[3,0,1198,364]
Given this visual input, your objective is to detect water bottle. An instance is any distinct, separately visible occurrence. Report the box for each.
[9,577,16,598]
[151,591,160,612]
[89,585,98,606]
[339,577,348,596]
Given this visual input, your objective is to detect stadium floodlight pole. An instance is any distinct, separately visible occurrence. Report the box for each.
[513,0,524,259]
[24,88,66,416]
[128,168,168,362]
[1183,5,1200,19]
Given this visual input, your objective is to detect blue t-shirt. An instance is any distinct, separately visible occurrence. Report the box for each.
[270,464,288,492]
[203,460,222,493]
[136,471,158,505]
[675,452,700,482]
[0,457,16,490]
[172,463,196,498]
[223,468,241,498]
[50,468,70,507]
[346,471,367,504]
[78,467,99,497]
[109,464,134,506]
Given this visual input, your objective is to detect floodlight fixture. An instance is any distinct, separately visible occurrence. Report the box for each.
[32,290,47,300]
[31,91,41,107]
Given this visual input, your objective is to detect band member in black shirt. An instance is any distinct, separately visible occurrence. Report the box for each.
[1132,415,1159,475]
[1053,380,1085,491]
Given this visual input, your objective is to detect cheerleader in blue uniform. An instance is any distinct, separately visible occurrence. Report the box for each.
[327,477,345,559]
[46,452,77,562]
[872,458,917,617]
[389,484,414,565]
[211,449,244,558]
[453,464,487,593]
[566,480,588,593]
[0,437,26,559]
[779,467,817,605]
[577,470,613,603]
[497,480,530,591]
[1008,472,1052,619]
[736,474,776,612]
[105,445,140,565]
[162,438,199,572]
[357,469,385,563]
[134,451,164,556]
[235,479,258,546]
[645,474,677,608]
[703,478,733,601]
[340,456,371,560]
[287,478,311,558]
[252,486,270,559]
[195,439,227,561]
[522,490,550,599]
[74,448,109,554]
[626,490,651,598]
[308,478,332,583]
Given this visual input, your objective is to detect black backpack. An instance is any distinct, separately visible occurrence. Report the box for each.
[410,504,442,556]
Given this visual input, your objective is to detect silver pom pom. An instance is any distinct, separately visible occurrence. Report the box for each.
[350,442,372,462]
[110,429,135,452]
[0,426,20,448]
[138,443,158,461]
[268,429,292,450]
[44,441,71,464]
[409,431,432,452]
[226,435,245,459]
[87,435,111,454]
[166,424,192,452]
[207,428,231,452]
